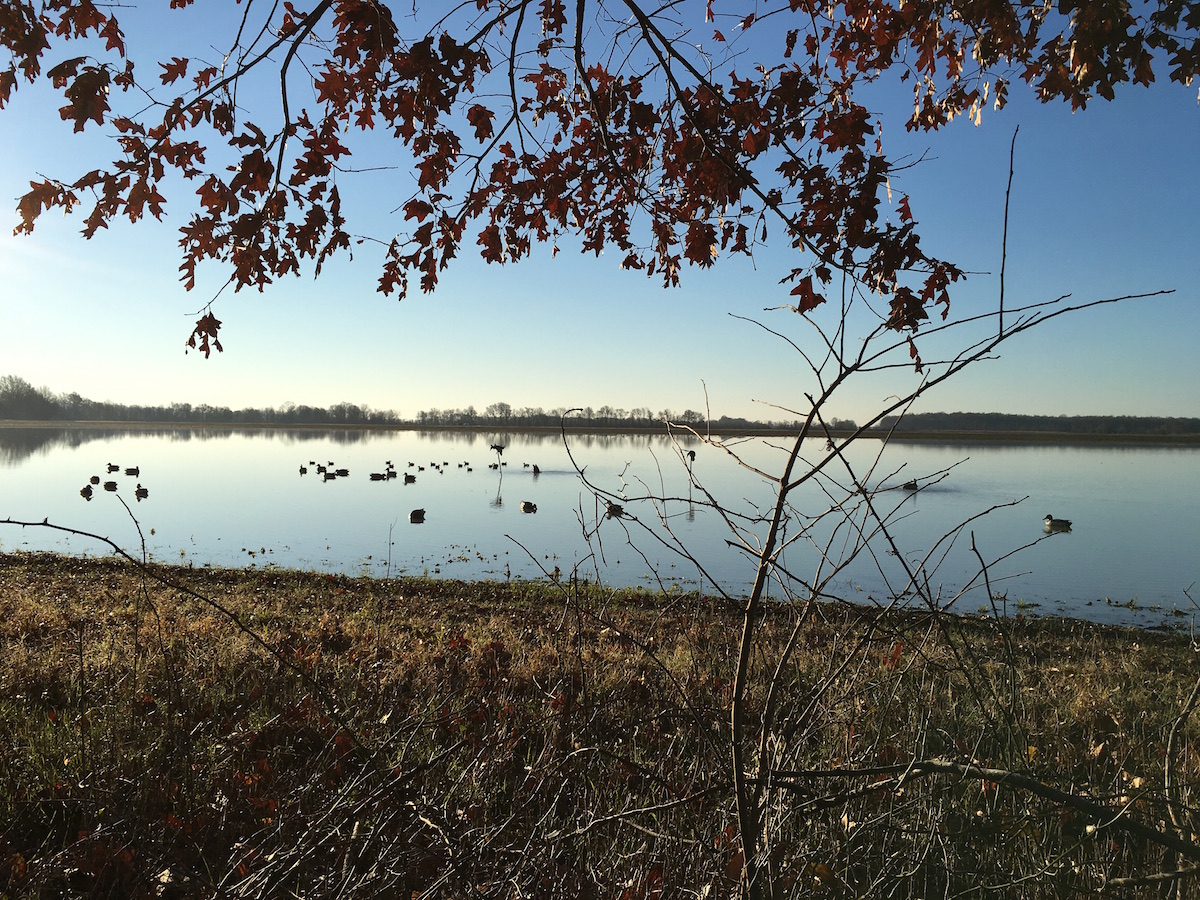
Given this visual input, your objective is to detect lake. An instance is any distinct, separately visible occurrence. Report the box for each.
[1,426,1197,629]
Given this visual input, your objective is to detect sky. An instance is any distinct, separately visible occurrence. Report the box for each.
[1,4,1198,426]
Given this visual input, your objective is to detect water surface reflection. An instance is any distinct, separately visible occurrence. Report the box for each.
[1,427,1196,629]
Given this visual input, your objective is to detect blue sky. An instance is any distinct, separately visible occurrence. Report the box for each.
[1,4,1197,426]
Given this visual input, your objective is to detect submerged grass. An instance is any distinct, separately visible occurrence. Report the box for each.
[1,551,1198,897]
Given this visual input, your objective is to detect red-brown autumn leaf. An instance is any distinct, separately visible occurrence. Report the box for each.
[58,65,110,131]
[159,56,188,85]
[15,180,77,235]
[185,312,223,357]
[789,275,824,313]
[466,103,494,140]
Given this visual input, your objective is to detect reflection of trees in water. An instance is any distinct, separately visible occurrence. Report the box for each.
[0,426,379,465]
[0,425,701,466]
[0,428,85,464]
[418,430,700,452]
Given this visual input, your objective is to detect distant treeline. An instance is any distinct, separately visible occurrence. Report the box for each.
[0,375,402,425]
[879,412,1200,436]
[0,375,838,432]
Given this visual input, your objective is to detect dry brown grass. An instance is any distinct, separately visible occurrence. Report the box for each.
[1,551,1198,898]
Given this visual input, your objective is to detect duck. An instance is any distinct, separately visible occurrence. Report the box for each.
[80,485,93,500]
[409,508,426,524]
[520,501,537,513]
[124,466,140,477]
[490,443,505,455]
[531,464,540,475]
[134,484,149,500]
[89,475,100,485]
[103,481,118,492]
[606,501,624,519]
[403,472,416,484]
[1044,514,1072,532]
[106,463,119,473]
[903,480,918,491]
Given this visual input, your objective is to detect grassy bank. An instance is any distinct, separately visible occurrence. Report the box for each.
[2,552,1198,897]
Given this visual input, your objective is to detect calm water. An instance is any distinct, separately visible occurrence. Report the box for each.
[1,427,1197,629]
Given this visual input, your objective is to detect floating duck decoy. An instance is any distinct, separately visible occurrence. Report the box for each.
[369,472,387,481]
[299,465,308,475]
[409,508,426,524]
[1044,514,1072,532]
[80,485,93,500]
[404,472,416,484]
[323,471,337,481]
[103,481,118,492]
[335,468,349,477]
[903,480,918,491]
[520,501,537,513]
[134,484,149,500]
[125,466,140,477]
[89,475,100,485]
[106,463,119,473]
[317,464,327,474]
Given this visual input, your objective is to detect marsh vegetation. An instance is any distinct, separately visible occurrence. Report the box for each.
[2,552,1198,897]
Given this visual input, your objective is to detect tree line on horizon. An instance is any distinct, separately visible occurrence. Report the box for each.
[5,377,1198,435]
[880,411,1200,436]
[0,375,830,431]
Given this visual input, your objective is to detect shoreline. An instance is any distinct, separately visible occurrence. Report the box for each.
[0,549,1188,635]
